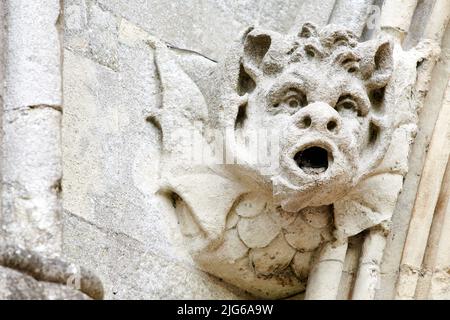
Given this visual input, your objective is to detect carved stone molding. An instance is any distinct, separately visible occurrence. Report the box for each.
[0,245,104,300]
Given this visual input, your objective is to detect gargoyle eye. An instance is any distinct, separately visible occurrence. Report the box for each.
[272,88,307,110]
[287,97,299,108]
[336,95,358,114]
[342,100,356,109]
[284,90,307,108]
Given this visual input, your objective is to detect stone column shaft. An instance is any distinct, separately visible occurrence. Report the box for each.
[1,0,62,257]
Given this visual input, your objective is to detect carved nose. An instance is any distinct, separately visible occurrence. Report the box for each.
[295,102,341,133]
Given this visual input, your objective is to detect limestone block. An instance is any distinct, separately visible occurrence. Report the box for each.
[62,211,246,299]
[289,0,336,32]
[62,49,175,257]
[87,2,120,69]
[95,0,304,61]
[64,0,120,69]
[328,0,373,37]
[380,0,418,37]
[5,0,61,108]
[2,108,62,255]
[214,229,249,264]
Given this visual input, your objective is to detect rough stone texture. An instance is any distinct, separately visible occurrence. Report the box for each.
[1,0,62,257]
[149,20,425,299]
[0,0,5,107]
[4,0,61,109]
[62,210,248,299]
[0,266,92,300]
[53,0,450,300]
[289,0,336,32]
[328,0,373,37]
[378,21,450,300]
[62,47,191,262]
[65,0,306,63]
[0,245,103,300]
[0,0,5,224]
[61,0,312,299]
[0,0,107,301]
[2,109,62,254]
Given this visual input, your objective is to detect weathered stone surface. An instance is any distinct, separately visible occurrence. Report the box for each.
[0,0,5,105]
[299,206,332,229]
[225,209,239,230]
[92,0,305,61]
[289,0,336,32]
[284,215,330,252]
[62,49,174,255]
[378,23,450,300]
[62,210,247,299]
[235,193,267,218]
[2,108,62,255]
[2,0,63,258]
[0,266,46,300]
[237,214,281,249]
[249,234,296,276]
[0,266,91,300]
[337,235,363,299]
[5,0,61,108]
[0,0,107,301]
[54,0,450,301]
[151,20,426,299]
[291,251,314,280]
[65,0,120,70]
[213,229,249,264]
[0,245,104,299]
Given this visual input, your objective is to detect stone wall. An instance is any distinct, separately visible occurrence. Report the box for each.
[0,0,448,300]
[62,0,309,299]
[60,0,449,300]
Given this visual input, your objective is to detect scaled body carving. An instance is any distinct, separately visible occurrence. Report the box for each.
[151,23,421,298]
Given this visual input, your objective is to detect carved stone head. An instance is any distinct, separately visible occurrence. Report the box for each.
[216,23,394,212]
[153,23,416,299]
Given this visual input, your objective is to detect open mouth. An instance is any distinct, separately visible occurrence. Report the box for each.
[294,146,331,174]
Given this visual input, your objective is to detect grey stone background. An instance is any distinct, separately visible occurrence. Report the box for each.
[61,0,450,299]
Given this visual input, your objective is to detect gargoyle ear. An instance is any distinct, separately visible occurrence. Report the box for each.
[242,29,281,82]
[358,39,393,89]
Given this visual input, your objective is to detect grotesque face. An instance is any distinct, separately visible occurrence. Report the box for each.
[154,23,397,299]
[227,23,393,212]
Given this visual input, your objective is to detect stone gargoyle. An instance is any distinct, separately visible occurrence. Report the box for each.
[148,23,425,299]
